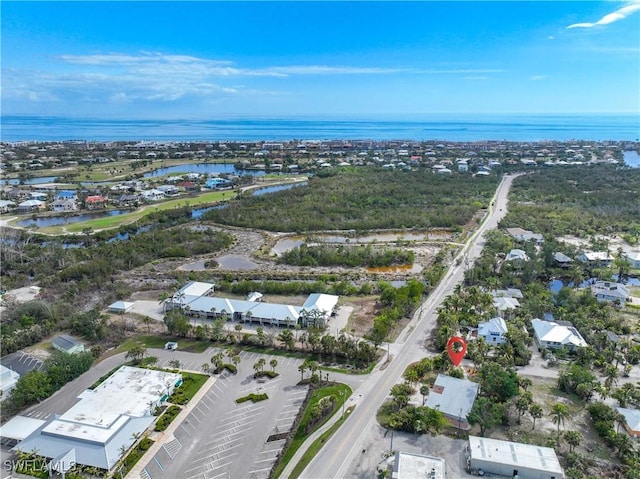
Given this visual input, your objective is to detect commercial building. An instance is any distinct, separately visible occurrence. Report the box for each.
[14,366,181,473]
[392,451,445,479]
[467,436,564,479]
[0,364,20,399]
[166,281,339,328]
[424,374,479,430]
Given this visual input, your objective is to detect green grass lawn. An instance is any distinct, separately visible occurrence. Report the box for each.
[273,383,351,478]
[115,335,213,354]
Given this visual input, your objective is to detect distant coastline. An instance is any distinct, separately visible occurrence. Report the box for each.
[1,114,638,143]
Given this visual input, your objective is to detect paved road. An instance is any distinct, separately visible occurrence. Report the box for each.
[300,174,519,479]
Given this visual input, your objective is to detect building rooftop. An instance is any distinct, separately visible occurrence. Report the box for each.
[425,374,479,423]
[469,436,563,475]
[392,451,445,479]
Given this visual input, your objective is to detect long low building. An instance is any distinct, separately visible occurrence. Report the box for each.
[165,281,339,328]
[468,436,564,479]
[14,366,182,473]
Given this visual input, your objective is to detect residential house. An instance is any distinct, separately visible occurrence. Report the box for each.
[505,249,529,262]
[477,317,508,345]
[205,178,232,189]
[506,227,544,244]
[623,251,640,269]
[578,251,613,267]
[140,189,165,202]
[56,190,78,201]
[85,195,107,210]
[553,252,573,268]
[531,318,587,351]
[491,288,524,299]
[52,335,85,354]
[493,296,521,313]
[157,184,179,196]
[17,199,45,213]
[591,281,630,305]
[424,374,479,430]
[0,200,16,213]
[617,407,640,438]
[50,199,78,212]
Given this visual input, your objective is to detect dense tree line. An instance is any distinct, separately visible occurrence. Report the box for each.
[369,279,425,346]
[203,168,499,231]
[503,165,640,237]
[2,350,95,418]
[279,244,414,268]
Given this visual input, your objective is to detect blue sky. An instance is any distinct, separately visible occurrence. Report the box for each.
[2,1,639,118]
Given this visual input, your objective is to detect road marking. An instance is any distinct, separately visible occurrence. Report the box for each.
[153,456,164,471]
[247,467,272,474]
[253,458,276,464]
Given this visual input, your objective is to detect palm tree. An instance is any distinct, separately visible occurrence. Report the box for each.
[141,316,152,333]
[201,363,211,375]
[298,362,308,381]
[420,384,429,404]
[270,358,278,372]
[564,430,582,453]
[529,403,543,430]
[550,403,570,444]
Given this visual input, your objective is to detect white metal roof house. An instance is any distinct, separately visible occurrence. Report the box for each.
[14,366,181,472]
[578,251,613,266]
[617,407,640,438]
[531,318,587,351]
[424,374,479,430]
[506,227,544,244]
[493,296,520,312]
[52,335,85,354]
[108,300,135,314]
[468,436,564,479]
[505,249,529,262]
[477,317,508,345]
[591,281,630,305]
[623,251,640,269]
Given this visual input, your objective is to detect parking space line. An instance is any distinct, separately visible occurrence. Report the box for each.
[153,457,164,471]
[213,422,255,436]
[253,458,276,464]
[248,467,272,474]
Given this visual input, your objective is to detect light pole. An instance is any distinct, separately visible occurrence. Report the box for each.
[339,391,344,417]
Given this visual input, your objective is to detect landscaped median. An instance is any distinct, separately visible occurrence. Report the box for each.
[271,383,352,479]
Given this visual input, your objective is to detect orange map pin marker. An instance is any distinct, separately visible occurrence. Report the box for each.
[446,336,467,367]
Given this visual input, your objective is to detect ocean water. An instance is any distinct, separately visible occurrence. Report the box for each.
[1,114,638,143]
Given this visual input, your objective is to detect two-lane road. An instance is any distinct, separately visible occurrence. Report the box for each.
[300,173,519,478]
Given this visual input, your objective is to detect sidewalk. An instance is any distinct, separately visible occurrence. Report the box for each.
[125,373,217,479]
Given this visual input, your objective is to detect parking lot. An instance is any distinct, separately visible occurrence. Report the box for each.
[139,350,309,479]
[1,350,44,377]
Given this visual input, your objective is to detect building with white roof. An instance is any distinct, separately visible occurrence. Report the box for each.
[392,451,445,479]
[505,249,529,262]
[14,366,181,472]
[424,374,479,430]
[617,407,640,438]
[623,251,640,269]
[477,317,508,345]
[0,364,20,399]
[578,251,613,266]
[506,227,544,244]
[531,318,587,351]
[468,436,564,479]
[493,296,520,312]
[167,282,338,328]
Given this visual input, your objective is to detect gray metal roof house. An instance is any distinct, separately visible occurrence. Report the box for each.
[51,335,85,354]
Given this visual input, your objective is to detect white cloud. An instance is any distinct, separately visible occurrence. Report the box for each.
[567,0,640,28]
[530,75,548,81]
